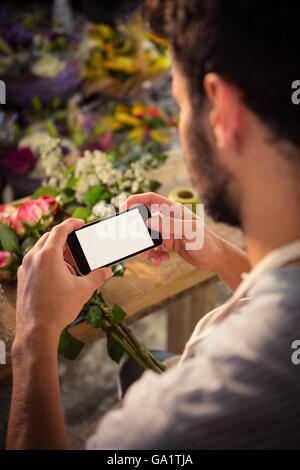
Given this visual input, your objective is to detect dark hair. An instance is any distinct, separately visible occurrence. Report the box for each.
[147,0,300,149]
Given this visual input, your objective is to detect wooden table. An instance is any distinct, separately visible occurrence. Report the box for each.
[0,150,244,379]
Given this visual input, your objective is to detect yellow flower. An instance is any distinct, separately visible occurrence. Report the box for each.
[89,24,114,41]
[114,104,129,114]
[131,103,147,116]
[146,32,170,48]
[148,55,172,74]
[128,126,147,142]
[150,129,171,144]
[103,56,139,74]
[115,112,141,127]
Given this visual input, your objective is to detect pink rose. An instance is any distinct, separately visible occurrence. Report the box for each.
[10,197,60,236]
[10,202,42,235]
[35,196,60,217]
[0,251,12,280]
[0,204,16,227]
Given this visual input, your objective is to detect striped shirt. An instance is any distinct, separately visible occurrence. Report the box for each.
[86,266,300,449]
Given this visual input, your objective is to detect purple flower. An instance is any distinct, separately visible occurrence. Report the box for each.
[3,147,37,174]
[4,23,32,50]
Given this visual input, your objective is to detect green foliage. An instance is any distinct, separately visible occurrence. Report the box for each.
[32,186,59,199]
[149,180,161,192]
[64,177,79,190]
[112,304,126,324]
[71,207,91,221]
[0,222,20,252]
[83,186,112,207]
[112,262,126,277]
[85,305,103,328]
[106,329,125,364]
[45,119,58,138]
[58,329,85,360]
[21,236,38,256]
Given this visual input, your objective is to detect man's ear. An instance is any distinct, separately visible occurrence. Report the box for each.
[203,73,243,150]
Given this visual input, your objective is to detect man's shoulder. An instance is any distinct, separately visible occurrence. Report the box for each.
[248,265,300,308]
[194,265,300,370]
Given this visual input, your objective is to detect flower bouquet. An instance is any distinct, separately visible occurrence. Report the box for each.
[0,9,80,108]
[94,101,179,147]
[0,137,168,372]
[81,13,171,98]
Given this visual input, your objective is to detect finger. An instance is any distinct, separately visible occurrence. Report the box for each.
[144,247,169,263]
[65,262,76,276]
[46,218,85,250]
[83,267,112,291]
[147,250,162,266]
[121,192,176,212]
[154,247,170,260]
[148,213,200,241]
[63,244,75,265]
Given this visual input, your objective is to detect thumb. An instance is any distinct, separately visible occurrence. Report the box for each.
[84,266,112,291]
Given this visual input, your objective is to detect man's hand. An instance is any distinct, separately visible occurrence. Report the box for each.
[122,193,250,292]
[15,217,112,344]
[122,192,224,272]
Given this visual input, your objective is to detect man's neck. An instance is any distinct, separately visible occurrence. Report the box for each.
[242,183,300,269]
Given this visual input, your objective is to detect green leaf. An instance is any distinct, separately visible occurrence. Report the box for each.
[31,96,42,113]
[62,165,76,176]
[112,304,126,324]
[149,180,161,192]
[107,330,125,364]
[83,186,111,206]
[145,116,168,129]
[112,262,126,277]
[0,222,19,252]
[85,305,103,328]
[21,236,38,255]
[45,119,58,138]
[51,97,61,110]
[58,329,84,360]
[32,186,59,199]
[65,176,79,190]
[72,207,91,221]
[63,202,81,216]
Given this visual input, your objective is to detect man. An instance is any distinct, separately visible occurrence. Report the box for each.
[6,0,300,449]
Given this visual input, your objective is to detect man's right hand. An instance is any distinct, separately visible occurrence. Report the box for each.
[122,192,226,273]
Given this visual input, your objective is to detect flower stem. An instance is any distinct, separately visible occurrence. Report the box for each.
[98,291,167,373]
[109,329,149,371]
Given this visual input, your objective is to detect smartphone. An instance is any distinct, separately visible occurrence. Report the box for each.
[66,204,162,275]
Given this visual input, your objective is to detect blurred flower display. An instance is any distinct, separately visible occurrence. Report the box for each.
[81,14,171,98]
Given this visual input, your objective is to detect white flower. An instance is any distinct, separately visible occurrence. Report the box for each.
[131,181,140,193]
[92,201,116,218]
[31,54,65,78]
[19,132,52,153]
[111,192,129,209]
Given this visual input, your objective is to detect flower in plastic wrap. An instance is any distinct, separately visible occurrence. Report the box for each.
[6,62,80,108]
[31,54,65,78]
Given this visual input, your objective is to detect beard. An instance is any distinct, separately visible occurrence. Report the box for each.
[183,101,242,228]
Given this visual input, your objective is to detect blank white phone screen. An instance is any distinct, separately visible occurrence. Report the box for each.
[75,208,154,270]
